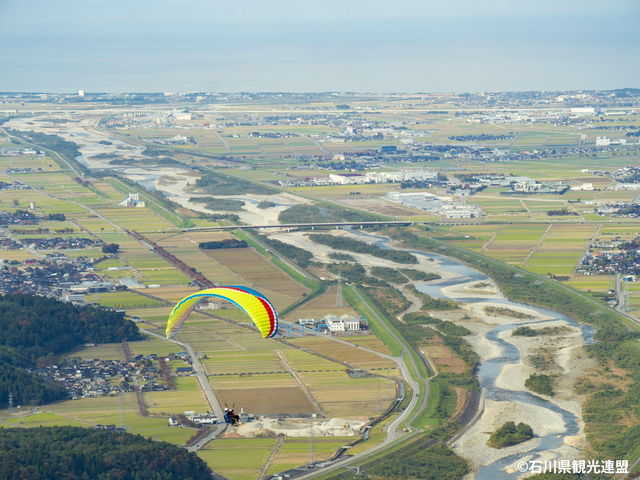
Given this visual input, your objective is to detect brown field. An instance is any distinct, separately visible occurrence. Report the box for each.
[334,199,424,217]
[339,335,392,355]
[204,248,309,300]
[216,387,315,415]
[366,288,408,316]
[287,337,396,370]
[152,234,244,284]
[280,350,346,372]
[284,286,357,322]
[420,336,465,374]
[141,285,200,303]
[296,371,396,418]
[202,352,286,375]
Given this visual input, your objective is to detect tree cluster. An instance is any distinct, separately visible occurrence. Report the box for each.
[46,213,66,221]
[194,172,276,195]
[368,443,469,480]
[257,201,276,209]
[328,263,389,287]
[11,131,81,160]
[309,234,417,264]
[403,313,471,336]
[189,197,245,211]
[547,208,576,216]
[255,235,313,267]
[512,325,566,336]
[0,293,141,376]
[102,243,120,254]
[198,239,248,250]
[277,204,382,225]
[524,373,554,396]
[487,421,534,448]
[0,426,213,480]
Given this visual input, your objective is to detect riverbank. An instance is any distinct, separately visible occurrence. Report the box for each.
[152,171,310,225]
[450,300,595,478]
[268,229,594,479]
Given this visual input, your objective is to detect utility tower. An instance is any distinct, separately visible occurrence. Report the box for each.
[7,393,15,413]
[335,275,346,307]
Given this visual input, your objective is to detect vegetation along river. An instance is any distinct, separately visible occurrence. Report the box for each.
[352,229,595,479]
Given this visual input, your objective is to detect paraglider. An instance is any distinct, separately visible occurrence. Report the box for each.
[165,286,278,339]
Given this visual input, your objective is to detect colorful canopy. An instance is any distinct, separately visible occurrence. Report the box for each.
[166,286,278,339]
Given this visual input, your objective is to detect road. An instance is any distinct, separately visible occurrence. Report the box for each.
[352,288,428,426]
[140,328,226,450]
[163,220,413,233]
[290,287,428,480]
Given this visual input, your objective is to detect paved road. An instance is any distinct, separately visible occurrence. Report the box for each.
[168,221,413,233]
[352,288,428,426]
[140,328,226,450]
[290,288,428,480]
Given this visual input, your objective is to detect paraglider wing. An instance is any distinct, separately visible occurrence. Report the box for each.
[166,286,278,339]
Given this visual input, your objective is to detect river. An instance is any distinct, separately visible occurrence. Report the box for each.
[346,228,594,479]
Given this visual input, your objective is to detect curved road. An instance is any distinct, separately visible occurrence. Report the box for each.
[291,288,429,480]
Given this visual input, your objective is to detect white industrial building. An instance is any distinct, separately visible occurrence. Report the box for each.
[324,314,362,332]
[385,192,438,203]
[329,173,368,185]
[120,277,146,289]
[596,137,628,147]
[367,169,437,184]
[571,183,594,191]
[329,170,437,185]
[571,107,599,115]
[118,193,146,208]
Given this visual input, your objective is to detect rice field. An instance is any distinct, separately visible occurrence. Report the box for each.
[199,438,278,480]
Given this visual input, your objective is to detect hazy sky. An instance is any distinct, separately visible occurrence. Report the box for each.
[1,0,638,93]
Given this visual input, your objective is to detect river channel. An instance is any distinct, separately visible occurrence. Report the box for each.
[347,229,594,479]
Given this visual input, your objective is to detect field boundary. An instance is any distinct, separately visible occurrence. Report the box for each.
[521,223,552,266]
[276,350,325,417]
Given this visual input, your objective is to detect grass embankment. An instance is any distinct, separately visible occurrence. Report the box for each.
[342,286,403,357]
[352,285,478,433]
[387,227,640,462]
[232,230,325,317]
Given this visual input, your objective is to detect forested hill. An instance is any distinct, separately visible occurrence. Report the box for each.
[0,426,213,480]
[0,294,142,408]
[0,293,142,362]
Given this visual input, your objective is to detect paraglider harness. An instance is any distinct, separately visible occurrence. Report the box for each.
[224,406,240,425]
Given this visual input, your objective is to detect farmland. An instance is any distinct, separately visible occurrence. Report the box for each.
[3,95,640,478]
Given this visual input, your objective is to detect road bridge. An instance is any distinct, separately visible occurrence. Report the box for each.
[173,221,413,233]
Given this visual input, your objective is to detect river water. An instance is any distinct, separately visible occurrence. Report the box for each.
[347,229,594,479]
